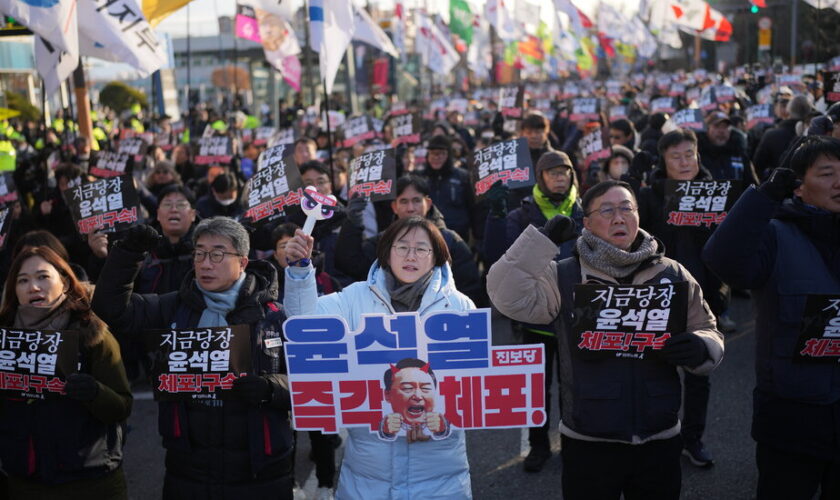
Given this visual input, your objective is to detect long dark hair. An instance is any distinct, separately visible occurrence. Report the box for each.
[0,247,106,346]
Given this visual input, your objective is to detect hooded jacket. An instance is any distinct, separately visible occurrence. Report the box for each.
[752,119,799,178]
[91,246,294,485]
[283,261,474,500]
[421,155,474,242]
[697,130,758,184]
[488,226,723,443]
[703,187,840,459]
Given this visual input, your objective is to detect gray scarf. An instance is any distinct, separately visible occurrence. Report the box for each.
[384,268,434,313]
[576,228,658,278]
[14,299,72,330]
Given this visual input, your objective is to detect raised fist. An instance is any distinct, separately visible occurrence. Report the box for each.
[384,412,403,436]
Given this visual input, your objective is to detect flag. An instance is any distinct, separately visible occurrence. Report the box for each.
[467,16,492,75]
[35,36,78,94]
[78,0,166,76]
[485,0,521,42]
[392,2,406,58]
[671,0,715,32]
[415,13,459,75]
[449,0,473,48]
[750,0,766,7]
[309,0,355,95]
[142,0,191,27]
[648,0,683,49]
[236,1,301,90]
[801,0,840,13]
[696,6,732,42]
[353,5,399,58]
[555,0,586,38]
[0,0,78,57]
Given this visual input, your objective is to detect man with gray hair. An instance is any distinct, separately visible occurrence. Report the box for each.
[92,218,295,499]
[753,94,814,178]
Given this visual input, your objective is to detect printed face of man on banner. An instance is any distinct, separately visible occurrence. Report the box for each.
[382,358,446,438]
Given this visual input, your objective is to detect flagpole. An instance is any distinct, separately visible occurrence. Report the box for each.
[322,78,335,184]
[303,1,315,108]
[186,2,192,138]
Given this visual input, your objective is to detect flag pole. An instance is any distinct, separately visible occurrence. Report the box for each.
[322,77,335,183]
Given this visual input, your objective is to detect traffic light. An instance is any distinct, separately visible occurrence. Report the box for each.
[750,5,759,14]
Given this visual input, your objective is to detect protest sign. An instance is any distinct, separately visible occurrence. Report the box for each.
[147,325,251,401]
[670,108,705,132]
[686,86,701,105]
[651,97,677,114]
[243,144,304,225]
[269,127,297,147]
[391,113,421,146]
[118,137,149,164]
[0,172,17,205]
[348,149,397,201]
[569,98,600,122]
[669,83,686,97]
[0,328,78,400]
[284,309,545,437]
[713,85,736,103]
[823,71,840,106]
[195,137,233,165]
[664,180,742,228]
[90,151,131,178]
[252,127,276,146]
[341,116,377,147]
[63,175,141,234]
[561,81,579,99]
[579,128,611,169]
[0,206,12,251]
[499,86,524,118]
[472,138,533,196]
[605,80,622,99]
[746,104,775,130]
[698,88,717,112]
[796,295,840,362]
[609,105,628,121]
[155,131,176,152]
[573,283,689,360]
[776,73,805,92]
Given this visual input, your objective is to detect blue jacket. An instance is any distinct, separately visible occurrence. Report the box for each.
[703,187,840,459]
[284,262,473,500]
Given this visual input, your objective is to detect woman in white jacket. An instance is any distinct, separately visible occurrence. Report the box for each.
[283,216,474,500]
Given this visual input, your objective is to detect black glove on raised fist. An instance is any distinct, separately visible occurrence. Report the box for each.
[346,194,367,228]
[759,167,800,202]
[540,215,577,245]
[233,375,273,406]
[485,180,510,218]
[119,224,161,253]
[629,151,655,181]
[64,373,100,401]
[660,334,708,368]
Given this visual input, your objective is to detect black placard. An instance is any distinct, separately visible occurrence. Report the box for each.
[63,174,141,234]
[341,116,376,148]
[579,128,610,169]
[499,85,524,118]
[195,137,233,165]
[573,282,689,360]
[90,151,132,178]
[795,295,840,363]
[348,149,397,201]
[243,144,304,225]
[824,71,840,106]
[671,108,705,132]
[746,104,774,130]
[0,328,79,400]
[472,138,534,196]
[651,97,677,114]
[391,112,421,146]
[664,180,742,228]
[569,98,600,122]
[147,325,251,401]
[0,172,17,205]
[118,137,149,164]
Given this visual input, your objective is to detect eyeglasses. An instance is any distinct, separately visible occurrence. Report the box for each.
[160,201,191,211]
[586,204,637,219]
[392,245,433,258]
[543,168,570,179]
[193,249,241,263]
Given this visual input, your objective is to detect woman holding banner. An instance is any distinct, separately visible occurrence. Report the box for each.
[0,246,132,499]
[284,216,474,499]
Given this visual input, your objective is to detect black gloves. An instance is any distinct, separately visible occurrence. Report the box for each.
[233,375,273,406]
[64,373,100,401]
[759,167,800,202]
[346,194,367,228]
[629,151,655,181]
[119,224,161,253]
[485,180,509,218]
[540,215,577,245]
[660,334,708,368]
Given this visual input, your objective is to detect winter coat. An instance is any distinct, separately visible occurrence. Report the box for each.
[91,246,294,487]
[283,261,474,500]
[697,131,759,184]
[421,163,474,242]
[703,188,840,460]
[135,223,196,294]
[195,194,245,220]
[487,226,723,443]
[751,119,799,178]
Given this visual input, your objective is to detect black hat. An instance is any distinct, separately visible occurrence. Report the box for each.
[427,135,452,151]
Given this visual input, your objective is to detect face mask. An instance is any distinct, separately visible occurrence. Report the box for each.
[215,196,237,206]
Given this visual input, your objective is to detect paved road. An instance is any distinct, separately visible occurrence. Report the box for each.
[123,297,758,499]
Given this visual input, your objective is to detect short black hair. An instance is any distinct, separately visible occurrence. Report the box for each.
[294,137,317,150]
[780,135,840,178]
[581,180,637,214]
[521,113,549,131]
[658,128,697,156]
[376,216,450,270]
[299,160,329,177]
[383,358,437,390]
[211,171,238,193]
[157,184,195,207]
[270,222,299,246]
[395,174,430,198]
[609,118,635,137]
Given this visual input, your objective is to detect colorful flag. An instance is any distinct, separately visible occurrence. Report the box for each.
[142,0,192,27]
[485,0,520,42]
[0,0,78,57]
[449,0,473,48]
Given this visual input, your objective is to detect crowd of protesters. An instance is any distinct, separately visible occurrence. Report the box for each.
[0,62,838,500]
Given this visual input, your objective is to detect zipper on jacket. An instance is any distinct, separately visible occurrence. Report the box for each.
[369,286,397,314]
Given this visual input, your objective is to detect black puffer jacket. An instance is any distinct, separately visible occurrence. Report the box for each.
[697,131,758,184]
[91,247,293,486]
[420,160,474,242]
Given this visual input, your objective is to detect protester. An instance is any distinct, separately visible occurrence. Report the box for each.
[91,218,294,499]
[698,111,759,184]
[703,135,840,499]
[487,180,724,499]
[196,170,243,219]
[753,95,813,178]
[0,246,132,499]
[283,216,473,499]
[420,135,475,242]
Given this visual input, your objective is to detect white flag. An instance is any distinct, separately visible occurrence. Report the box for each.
[467,16,491,75]
[670,0,714,32]
[77,0,166,76]
[0,0,78,57]
[353,5,398,58]
[802,0,840,13]
[648,0,683,49]
[484,0,521,42]
[35,36,78,94]
[415,13,459,75]
[309,0,355,95]
[554,0,586,39]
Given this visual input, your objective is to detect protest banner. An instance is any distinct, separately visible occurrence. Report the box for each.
[698,88,717,112]
[823,71,840,106]
[605,80,622,99]
[669,83,686,97]
[195,137,233,165]
[269,127,297,147]
[499,86,524,119]
[746,104,775,130]
[341,116,377,148]
[63,175,141,235]
[118,137,149,164]
[348,149,397,201]
[0,172,17,205]
[609,105,628,121]
[0,328,78,400]
[569,98,600,122]
[90,151,132,178]
[147,325,251,401]
[391,113,421,146]
[252,127,277,146]
[579,128,611,169]
[561,81,579,100]
[670,108,705,132]
[651,97,677,114]
[0,205,12,251]
[284,309,545,438]
[472,138,533,196]
[664,180,742,228]
[573,282,689,360]
[796,295,840,362]
[713,85,737,104]
[776,73,805,92]
[155,131,176,152]
[242,144,303,225]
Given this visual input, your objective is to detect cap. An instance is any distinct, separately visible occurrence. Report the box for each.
[705,111,732,127]
[536,151,573,173]
[426,135,452,151]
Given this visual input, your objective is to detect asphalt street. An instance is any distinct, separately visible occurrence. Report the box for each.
[123,296,758,499]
